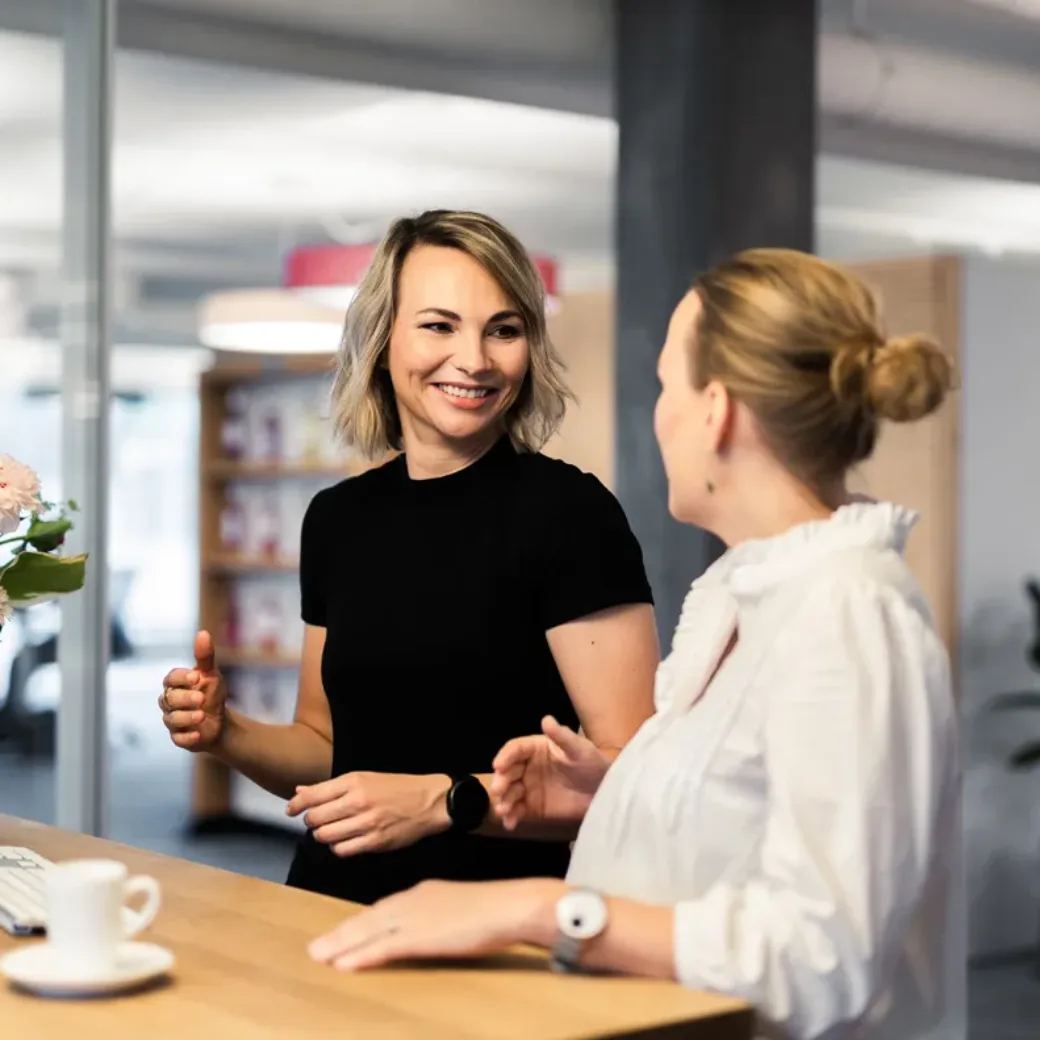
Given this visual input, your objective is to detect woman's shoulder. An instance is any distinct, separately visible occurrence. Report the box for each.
[512,451,618,509]
[776,549,945,678]
[303,457,399,527]
[807,544,928,612]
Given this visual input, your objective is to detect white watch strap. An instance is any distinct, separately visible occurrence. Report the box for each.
[550,889,608,973]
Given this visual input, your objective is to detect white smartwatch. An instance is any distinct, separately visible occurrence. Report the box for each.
[550,888,608,973]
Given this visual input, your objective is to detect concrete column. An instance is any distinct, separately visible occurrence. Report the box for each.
[614,0,817,639]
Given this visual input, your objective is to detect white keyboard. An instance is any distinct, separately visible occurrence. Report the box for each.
[0,846,53,936]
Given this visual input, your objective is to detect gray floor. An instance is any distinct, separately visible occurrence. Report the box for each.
[5,683,305,874]
[0,731,297,881]
[0,687,1038,1037]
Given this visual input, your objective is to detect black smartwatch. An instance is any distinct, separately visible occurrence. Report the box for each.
[445,774,490,833]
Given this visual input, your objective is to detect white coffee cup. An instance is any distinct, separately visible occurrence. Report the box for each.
[46,859,161,974]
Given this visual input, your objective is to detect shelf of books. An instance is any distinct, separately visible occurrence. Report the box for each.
[192,355,369,834]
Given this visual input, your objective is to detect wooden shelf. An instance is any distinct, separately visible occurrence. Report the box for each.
[202,354,337,385]
[206,553,299,574]
[205,459,352,481]
[218,650,301,670]
[194,358,336,828]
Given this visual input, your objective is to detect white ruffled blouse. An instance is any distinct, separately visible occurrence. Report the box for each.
[567,501,965,1040]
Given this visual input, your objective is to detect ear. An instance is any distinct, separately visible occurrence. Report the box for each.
[703,379,734,454]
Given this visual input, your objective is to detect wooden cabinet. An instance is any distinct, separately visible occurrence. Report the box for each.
[845,256,961,658]
[192,356,372,830]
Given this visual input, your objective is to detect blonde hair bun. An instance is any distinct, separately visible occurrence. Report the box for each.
[866,333,954,423]
[693,248,957,484]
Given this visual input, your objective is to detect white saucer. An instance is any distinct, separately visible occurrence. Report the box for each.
[0,941,175,997]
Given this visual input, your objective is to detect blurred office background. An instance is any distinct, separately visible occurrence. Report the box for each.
[2,1,1040,1034]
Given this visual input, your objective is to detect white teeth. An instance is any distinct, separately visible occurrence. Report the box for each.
[439,385,491,399]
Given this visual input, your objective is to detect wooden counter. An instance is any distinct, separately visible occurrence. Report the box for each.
[0,816,752,1039]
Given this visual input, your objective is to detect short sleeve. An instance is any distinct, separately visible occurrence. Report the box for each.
[299,488,331,627]
[539,472,653,631]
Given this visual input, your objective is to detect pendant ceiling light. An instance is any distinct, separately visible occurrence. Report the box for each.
[197,289,343,355]
[198,244,560,354]
[283,243,376,310]
[283,243,560,313]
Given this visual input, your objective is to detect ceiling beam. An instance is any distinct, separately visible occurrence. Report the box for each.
[820,114,1040,184]
[5,0,1040,195]
[821,0,1040,74]
[0,227,280,283]
[0,0,610,116]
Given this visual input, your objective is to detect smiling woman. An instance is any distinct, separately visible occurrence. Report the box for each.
[157,209,660,907]
[375,243,537,463]
[330,209,571,467]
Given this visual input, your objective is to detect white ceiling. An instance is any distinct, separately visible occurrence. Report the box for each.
[0,30,616,272]
[4,18,1040,349]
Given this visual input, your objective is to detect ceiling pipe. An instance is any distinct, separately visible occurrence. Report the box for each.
[819,31,1040,156]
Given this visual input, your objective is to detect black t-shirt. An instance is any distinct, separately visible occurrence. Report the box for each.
[285,435,653,905]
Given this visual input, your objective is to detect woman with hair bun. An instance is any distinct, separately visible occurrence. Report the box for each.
[311,248,963,1040]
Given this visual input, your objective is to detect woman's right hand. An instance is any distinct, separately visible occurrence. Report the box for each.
[490,716,610,831]
[159,630,227,752]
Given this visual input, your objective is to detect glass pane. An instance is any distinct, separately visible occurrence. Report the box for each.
[0,22,62,822]
[103,45,299,882]
[104,368,208,854]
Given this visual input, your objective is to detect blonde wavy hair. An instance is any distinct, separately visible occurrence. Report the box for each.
[331,210,572,459]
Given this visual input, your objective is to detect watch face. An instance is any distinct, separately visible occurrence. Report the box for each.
[448,776,490,831]
[556,889,608,941]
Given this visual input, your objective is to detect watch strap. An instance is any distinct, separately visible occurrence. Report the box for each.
[446,774,489,833]
[550,933,583,974]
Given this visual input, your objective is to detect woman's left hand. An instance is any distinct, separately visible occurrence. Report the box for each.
[286,771,452,857]
[308,878,561,971]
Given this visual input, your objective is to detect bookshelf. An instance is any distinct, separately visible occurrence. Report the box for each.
[191,354,371,833]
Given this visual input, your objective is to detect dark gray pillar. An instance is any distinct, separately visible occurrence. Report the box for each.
[614,0,817,641]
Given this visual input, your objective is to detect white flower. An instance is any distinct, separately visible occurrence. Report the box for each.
[0,586,10,625]
[0,454,41,535]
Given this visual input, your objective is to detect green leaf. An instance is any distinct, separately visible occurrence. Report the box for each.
[1010,743,1040,770]
[23,516,72,553]
[0,550,88,605]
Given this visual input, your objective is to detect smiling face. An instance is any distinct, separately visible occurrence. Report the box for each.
[387,244,530,453]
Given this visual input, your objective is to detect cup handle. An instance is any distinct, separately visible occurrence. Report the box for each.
[122,874,162,939]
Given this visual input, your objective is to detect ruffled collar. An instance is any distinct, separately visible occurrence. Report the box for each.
[701,497,918,602]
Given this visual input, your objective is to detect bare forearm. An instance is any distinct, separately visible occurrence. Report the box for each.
[475,774,586,840]
[495,818,583,841]
[212,708,333,799]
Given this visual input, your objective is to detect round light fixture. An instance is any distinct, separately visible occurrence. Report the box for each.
[199,244,561,355]
[284,243,375,310]
[197,289,343,355]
